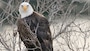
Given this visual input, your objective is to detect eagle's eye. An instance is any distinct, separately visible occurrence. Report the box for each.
[21,5,23,7]
[27,5,29,7]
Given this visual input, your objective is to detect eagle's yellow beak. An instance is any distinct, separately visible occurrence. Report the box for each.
[23,5,27,11]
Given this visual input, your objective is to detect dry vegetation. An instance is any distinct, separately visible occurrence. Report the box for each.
[0,0,90,51]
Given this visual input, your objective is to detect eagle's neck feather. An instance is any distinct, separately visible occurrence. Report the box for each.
[21,9,34,18]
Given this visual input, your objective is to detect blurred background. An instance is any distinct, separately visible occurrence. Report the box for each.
[0,0,90,51]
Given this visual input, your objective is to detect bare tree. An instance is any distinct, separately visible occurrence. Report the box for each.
[0,0,90,51]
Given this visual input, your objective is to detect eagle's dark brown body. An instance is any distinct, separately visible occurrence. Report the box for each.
[17,12,53,51]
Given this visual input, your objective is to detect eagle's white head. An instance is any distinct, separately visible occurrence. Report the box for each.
[19,2,34,18]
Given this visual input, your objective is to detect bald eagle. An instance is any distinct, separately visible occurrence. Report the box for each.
[17,2,53,51]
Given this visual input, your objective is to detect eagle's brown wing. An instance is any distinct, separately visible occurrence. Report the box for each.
[36,17,53,51]
[17,19,42,51]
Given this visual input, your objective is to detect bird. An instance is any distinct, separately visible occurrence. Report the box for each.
[17,2,53,51]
